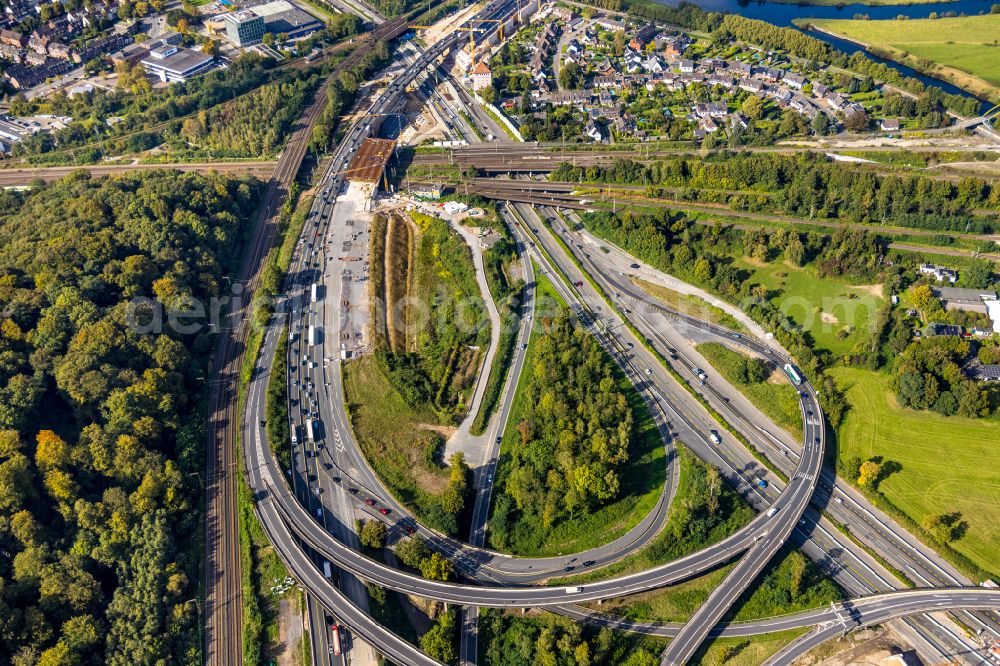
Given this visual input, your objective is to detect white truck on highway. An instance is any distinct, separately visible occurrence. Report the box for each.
[564,586,582,594]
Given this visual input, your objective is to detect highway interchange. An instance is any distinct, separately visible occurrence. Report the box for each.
[229,8,1000,666]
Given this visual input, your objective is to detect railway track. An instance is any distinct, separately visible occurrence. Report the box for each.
[458,181,1000,261]
[202,15,410,666]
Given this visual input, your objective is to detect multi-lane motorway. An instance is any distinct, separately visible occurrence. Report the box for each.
[224,12,1000,666]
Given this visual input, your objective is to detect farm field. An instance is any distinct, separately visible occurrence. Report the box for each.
[733,258,883,358]
[803,15,1000,98]
[829,367,1000,578]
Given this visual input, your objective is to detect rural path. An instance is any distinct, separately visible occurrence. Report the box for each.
[443,218,502,465]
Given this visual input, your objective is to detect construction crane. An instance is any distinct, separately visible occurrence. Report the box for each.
[473,18,504,44]
[410,25,486,65]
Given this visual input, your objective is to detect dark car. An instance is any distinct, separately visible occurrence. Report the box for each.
[404,525,416,535]
[348,487,359,494]
[331,476,341,484]
[630,263,640,269]
[582,560,595,567]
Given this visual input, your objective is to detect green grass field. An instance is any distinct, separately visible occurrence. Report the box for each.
[734,258,883,358]
[634,278,745,332]
[592,546,842,625]
[830,367,1000,577]
[696,629,810,666]
[805,15,1000,96]
[342,355,454,524]
[696,342,803,439]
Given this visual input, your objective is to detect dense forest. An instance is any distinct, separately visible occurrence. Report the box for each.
[177,78,318,158]
[0,170,261,664]
[480,610,665,666]
[552,155,1000,233]
[488,313,636,550]
[891,336,990,418]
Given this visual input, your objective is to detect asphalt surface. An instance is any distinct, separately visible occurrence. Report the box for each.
[504,203,826,664]
[557,212,1000,650]
[248,175,992,664]
[230,11,1000,665]
[537,207,1000,663]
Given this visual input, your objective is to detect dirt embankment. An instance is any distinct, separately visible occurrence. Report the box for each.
[370,212,416,353]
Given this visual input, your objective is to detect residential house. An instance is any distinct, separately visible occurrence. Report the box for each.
[824,93,848,110]
[549,5,574,21]
[47,41,73,60]
[585,119,603,141]
[3,57,71,89]
[784,71,805,88]
[0,29,27,48]
[919,263,958,283]
[678,58,694,73]
[756,66,784,81]
[594,17,626,32]
[727,60,751,76]
[543,89,592,106]
[660,33,689,59]
[629,22,657,50]
[28,27,54,55]
[0,43,23,62]
[790,95,818,119]
[642,55,663,73]
[593,74,618,89]
[880,117,900,131]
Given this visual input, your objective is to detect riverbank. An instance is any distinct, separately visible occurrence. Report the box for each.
[773,0,955,5]
[796,16,1000,101]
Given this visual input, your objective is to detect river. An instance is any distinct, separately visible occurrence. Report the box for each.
[658,0,996,110]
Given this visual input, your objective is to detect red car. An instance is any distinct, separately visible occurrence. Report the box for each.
[365,498,376,507]
[378,507,391,516]
[404,525,416,535]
